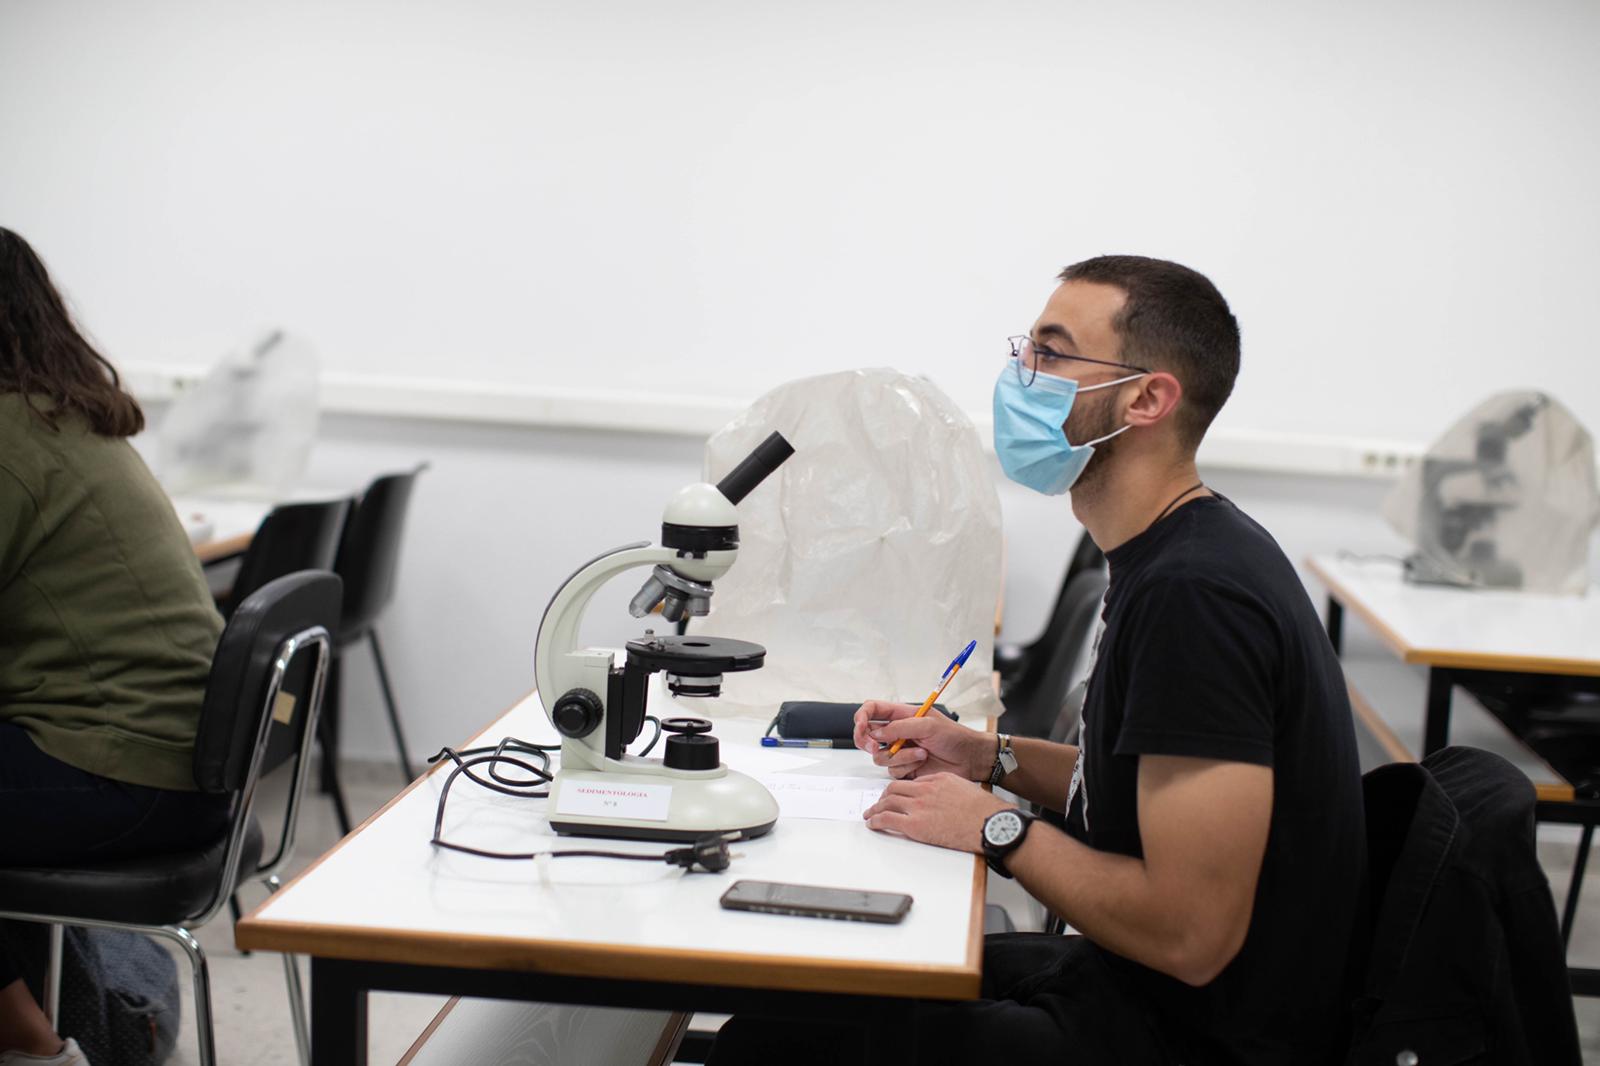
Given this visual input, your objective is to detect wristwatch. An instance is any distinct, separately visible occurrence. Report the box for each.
[988,733,1017,787]
[981,807,1037,878]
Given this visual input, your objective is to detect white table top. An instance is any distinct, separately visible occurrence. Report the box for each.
[1308,554,1600,676]
[238,692,987,1000]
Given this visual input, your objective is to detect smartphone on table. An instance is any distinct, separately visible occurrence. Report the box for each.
[719,880,913,924]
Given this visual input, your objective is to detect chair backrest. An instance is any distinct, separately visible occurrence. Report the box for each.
[1001,568,1109,738]
[1003,530,1106,705]
[224,499,352,618]
[333,464,427,638]
[192,571,342,909]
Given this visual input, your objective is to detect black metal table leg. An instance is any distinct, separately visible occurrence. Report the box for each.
[1423,668,1453,755]
[1563,824,1594,950]
[1325,596,1344,656]
[311,957,368,1066]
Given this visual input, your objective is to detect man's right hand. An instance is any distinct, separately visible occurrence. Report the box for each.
[852,700,992,781]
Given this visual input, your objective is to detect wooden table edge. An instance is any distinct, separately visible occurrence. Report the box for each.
[964,715,998,980]
[1345,675,1576,804]
[194,532,253,564]
[395,996,460,1066]
[1399,649,1600,678]
[234,920,981,1000]
[1345,682,1416,766]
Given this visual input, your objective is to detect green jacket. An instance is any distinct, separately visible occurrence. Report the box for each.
[0,393,223,791]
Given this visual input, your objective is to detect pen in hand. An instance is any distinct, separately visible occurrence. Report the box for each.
[885,639,977,757]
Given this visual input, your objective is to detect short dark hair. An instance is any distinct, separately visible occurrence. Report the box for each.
[1058,255,1239,449]
[0,227,144,438]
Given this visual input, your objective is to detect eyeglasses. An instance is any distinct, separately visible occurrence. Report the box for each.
[1007,335,1149,388]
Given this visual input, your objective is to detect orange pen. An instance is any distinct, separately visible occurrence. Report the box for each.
[886,639,977,756]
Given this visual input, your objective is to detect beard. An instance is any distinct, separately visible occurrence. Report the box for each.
[1062,389,1124,498]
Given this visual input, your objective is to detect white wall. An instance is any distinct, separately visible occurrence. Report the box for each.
[132,404,1414,764]
[10,0,1600,760]
[5,0,1599,450]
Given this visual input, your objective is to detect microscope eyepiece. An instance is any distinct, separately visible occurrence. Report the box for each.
[715,431,795,506]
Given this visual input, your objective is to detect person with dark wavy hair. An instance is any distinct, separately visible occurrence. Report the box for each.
[0,229,230,1066]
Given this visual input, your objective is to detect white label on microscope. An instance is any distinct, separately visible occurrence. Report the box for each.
[557,781,674,822]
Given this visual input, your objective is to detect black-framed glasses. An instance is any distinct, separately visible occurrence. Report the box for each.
[1007,335,1149,387]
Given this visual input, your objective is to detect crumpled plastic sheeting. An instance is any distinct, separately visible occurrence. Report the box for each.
[156,331,319,494]
[1383,390,1599,594]
[695,368,1004,720]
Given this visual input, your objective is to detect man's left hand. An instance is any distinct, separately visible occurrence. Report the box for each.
[863,772,1011,853]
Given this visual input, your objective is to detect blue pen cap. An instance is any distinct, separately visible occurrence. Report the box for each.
[943,639,978,678]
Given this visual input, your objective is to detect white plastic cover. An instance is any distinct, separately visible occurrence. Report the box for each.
[1383,390,1599,595]
[697,368,1005,720]
[155,331,320,494]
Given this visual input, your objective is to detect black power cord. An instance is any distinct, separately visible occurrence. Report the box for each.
[425,719,731,873]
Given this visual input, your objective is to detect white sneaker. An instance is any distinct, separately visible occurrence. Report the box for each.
[0,1038,91,1065]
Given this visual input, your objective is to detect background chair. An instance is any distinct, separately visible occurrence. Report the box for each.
[1006,564,1108,938]
[209,499,352,618]
[1346,747,1583,1063]
[995,529,1105,714]
[319,465,428,825]
[0,571,341,1066]
[207,498,353,831]
[1000,565,1109,740]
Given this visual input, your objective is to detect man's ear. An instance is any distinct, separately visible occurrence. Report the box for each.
[1124,371,1183,429]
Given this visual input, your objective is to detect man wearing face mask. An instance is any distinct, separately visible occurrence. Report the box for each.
[709,256,1365,1066]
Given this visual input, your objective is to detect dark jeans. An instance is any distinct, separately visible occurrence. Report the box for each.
[0,722,232,988]
[708,933,1183,1066]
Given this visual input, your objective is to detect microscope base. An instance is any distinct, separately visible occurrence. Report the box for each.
[548,819,777,843]
[547,766,780,843]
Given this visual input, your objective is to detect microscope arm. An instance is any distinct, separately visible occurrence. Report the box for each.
[534,542,737,770]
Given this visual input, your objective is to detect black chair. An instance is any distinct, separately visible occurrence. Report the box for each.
[212,499,352,618]
[316,465,427,836]
[208,498,353,832]
[1000,567,1109,739]
[1001,566,1107,938]
[0,571,342,1066]
[1347,747,1582,1063]
[995,529,1105,710]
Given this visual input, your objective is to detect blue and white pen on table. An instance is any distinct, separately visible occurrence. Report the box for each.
[885,639,977,757]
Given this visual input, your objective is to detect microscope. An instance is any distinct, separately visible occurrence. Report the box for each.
[534,432,794,841]
[1406,396,1547,589]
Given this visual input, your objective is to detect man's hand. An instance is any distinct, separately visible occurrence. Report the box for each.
[852,700,992,781]
[862,772,1011,852]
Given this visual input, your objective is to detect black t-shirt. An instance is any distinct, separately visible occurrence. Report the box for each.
[1064,495,1365,1065]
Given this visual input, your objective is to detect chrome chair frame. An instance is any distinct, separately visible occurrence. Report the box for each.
[0,624,331,1066]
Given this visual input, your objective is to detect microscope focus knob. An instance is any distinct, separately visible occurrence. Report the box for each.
[551,688,604,739]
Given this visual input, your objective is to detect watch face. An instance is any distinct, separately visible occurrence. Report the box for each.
[985,810,1023,847]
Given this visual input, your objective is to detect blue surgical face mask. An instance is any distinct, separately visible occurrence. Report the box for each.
[992,362,1145,495]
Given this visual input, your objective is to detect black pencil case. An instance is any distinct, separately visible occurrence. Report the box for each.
[772,701,956,740]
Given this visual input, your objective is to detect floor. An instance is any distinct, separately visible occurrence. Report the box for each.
[147,738,1600,1065]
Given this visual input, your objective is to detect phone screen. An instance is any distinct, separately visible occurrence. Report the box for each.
[719,880,913,923]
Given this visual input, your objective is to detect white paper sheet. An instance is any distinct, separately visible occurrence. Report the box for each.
[753,773,889,822]
[722,749,823,774]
